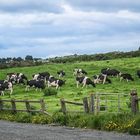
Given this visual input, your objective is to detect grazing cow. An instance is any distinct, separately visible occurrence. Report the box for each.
[32,72,50,82]
[0,80,5,85]
[0,81,13,96]
[137,70,140,78]
[120,73,134,82]
[73,69,87,76]
[101,68,121,77]
[76,76,95,88]
[26,79,45,91]
[48,76,65,89]
[93,74,111,84]
[7,73,28,84]
[57,70,65,78]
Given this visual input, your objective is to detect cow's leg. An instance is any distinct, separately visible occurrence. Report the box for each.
[82,82,86,88]
[120,77,123,82]
[25,86,30,91]
[103,76,107,84]
[76,81,79,88]
[9,88,13,95]
[56,85,59,90]
[1,91,4,96]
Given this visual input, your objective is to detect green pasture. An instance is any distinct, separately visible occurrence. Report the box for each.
[0,57,140,113]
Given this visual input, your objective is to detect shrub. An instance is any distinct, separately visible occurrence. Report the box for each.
[43,88,58,96]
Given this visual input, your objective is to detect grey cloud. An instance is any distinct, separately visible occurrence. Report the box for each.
[0,0,63,13]
[65,0,140,12]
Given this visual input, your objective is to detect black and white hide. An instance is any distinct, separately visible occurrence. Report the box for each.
[6,73,28,85]
[32,72,50,83]
[93,74,111,84]
[57,70,65,78]
[48,76,65,89]
[76,76,95,88]
[73,69,87,76]
[120,73,134,82]
[101,68,121,77]
[26,80,45,91]
[0,81,13,96]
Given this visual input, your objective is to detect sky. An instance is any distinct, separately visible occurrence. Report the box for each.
[0,0,140,58]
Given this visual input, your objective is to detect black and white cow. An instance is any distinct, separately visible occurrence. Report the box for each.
[26,79,45,91]
[137,70,140,78]
[0,81,13,96]
[48,76,65,89]
[57,70,65,78]
[32,72,50,82]
[101,68,121,77]
[120,73,134,82]
[73,69,87,76]
[93,74,111,84]
[7,73,28,84]
[76,76,95,88]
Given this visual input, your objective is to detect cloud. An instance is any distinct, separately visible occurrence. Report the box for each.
[0,0,63,13]
[0,1,140,58]
[65,0,140,12]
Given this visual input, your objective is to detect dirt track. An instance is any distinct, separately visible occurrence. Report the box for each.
[0,120,140,140]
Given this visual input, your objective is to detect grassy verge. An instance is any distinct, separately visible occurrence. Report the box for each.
[0,111,140,135]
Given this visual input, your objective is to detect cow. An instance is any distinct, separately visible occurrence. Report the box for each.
[25,79,45,91]
[101,68,121,77]
[0,81,13,96]
[32,72,50,82]
[120,73,134,82]
[73,68,87,76]
[76,76,95,88]
[57,70,65,78]
[137,70,140,78]
[93,74,111,84]
[6,73,28,85]
[48,76,65,89]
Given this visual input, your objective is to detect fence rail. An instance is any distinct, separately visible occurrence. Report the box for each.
[0,99,49,115]
[60,90,139,115]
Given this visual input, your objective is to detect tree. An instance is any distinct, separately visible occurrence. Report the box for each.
[25,55,33,61]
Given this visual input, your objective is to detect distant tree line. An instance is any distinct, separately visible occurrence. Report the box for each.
[0,50,140,69]
[48,50,140,63]
[0,55,48,69]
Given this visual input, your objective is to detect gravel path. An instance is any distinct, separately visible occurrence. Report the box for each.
[0,120,140,140]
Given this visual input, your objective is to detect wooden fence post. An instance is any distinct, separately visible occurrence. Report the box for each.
[40,99,45,113]
[25,100,31,113]
[90,94,95,113]
[60,99,66,114]
[96,94,100,114]
[11,99,17,113]
[130,90,139,114]
[83,97,89,113]
[118,94,121,112]
[0,99,3,111]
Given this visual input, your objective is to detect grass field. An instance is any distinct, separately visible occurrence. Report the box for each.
[0,57,140,113]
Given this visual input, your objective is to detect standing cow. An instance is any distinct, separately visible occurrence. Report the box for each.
[73,68,87,76]
[0,81,13,96]
[76,76,95,88]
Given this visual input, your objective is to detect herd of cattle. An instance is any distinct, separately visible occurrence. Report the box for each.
[0,68,140,96]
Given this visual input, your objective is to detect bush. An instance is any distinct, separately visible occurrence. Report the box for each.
[43,88,58,96]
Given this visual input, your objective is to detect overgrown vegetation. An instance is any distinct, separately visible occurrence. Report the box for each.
[0,111,140,135]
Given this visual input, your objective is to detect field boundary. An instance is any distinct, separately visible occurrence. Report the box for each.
[0,98,49,115]
[60,90,140,114]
